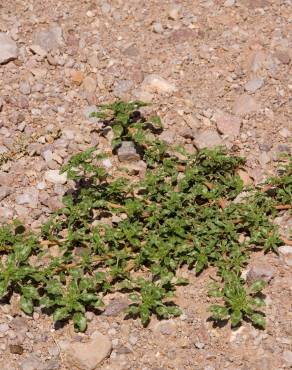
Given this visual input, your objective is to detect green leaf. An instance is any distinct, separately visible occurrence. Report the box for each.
[0,281,8,298]
[210,305,229,320]
[20,296,34,314]
[21,286,39,300]
[53,307,69,322]
[230,310,242,326]
[73,312,87,332]
[250,280,267,294]
[250,297,265,308]
[251,313,266,328]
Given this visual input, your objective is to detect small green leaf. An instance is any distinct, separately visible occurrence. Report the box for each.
[20,296,34,314]
[250,280,267,293]
[230,310,242,327]
[22,285,39,300]
[53,307,69,322]
[250,297,265,308]
[0,281,8,298]
[210,305,229,320]
[251,313,266,328]
[73,312,87,332]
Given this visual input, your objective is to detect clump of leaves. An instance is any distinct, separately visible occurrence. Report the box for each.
[0,101,290,332]
[90,100,163,149]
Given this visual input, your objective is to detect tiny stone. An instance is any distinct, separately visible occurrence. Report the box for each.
[104,298,129,316]
[0,186,11,201]
[244,78,264,93]
[44,170,67,184]
[279,128,291,138]
[224,0,235,6]
[19,81,31,95]
[153,22,164,34]
[193,130,223,149]
[0,323,9,334]
[283,350,292,366]
[216,113,241,138]
[9,344,24,355]
[0,32,18,64]
[233,95,260,115]
[168,5,181,20]
[141,74,177,94]
[247,263,274,283]
[117,141,140,162]
[278,246,292,266]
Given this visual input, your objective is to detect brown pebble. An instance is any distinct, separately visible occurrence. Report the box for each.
[9,344,24,355]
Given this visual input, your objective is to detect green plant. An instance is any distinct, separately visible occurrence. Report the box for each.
[90,100,162,149]
[0,101,290,332]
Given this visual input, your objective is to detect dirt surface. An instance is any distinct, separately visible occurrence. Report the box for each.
[0,0,291,369]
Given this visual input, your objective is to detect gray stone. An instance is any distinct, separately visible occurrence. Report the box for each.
[244,78,264,93]
[63,331,112,370]
[141,74,177,94]
[44,170,67,184]
[19,81,31,95]
[168,5,181,20]
[216,113,241,138]
[33,25,63,52]
[278,246,292,266]
[113,80,133,98]
[0,207,13,220]
[84,106,99,122]
[279,128,291,138]
[0,33,18,64]
[104,298,129,316]
[159,129,177,145]
[20,356,43,370]
[247,263,274,283]
[193,130,223,149]
[0,186,11,201]
[233,95,260,115]
[15,189,39,208]
[283,350,292,366]
[153,22,164,34]
[0,323,9,334]
[117,141,140,162]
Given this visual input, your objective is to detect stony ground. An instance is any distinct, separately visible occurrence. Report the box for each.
[0,0,291,369]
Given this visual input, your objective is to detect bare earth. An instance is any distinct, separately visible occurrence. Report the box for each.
[0,0,291,369]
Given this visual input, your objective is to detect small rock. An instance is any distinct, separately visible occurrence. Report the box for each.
[168,5,181,20]
[63,331,112,370]
[44,170,67,185]
[237,169,253,186]
[233,95,260,115]
[279,128,291,138]
[244,78,264,93]
[278,246,292,266]
[153,22,164,34]
[193,130,223,149]
[275,49,290,64]
[117,141,140,162]
[247,263,274,283]
[9,344,24,355]
[141,74,177,94]
[0,32,18,64]
[19,81,31,95]
[0,207,13,220]
[83,106,99,122]
[216,114,241,138]
[20,356,43,370]
[82,76,97,93]
[16,189,39,208]
[104,298,129,316]
[30,44,47,57]
[71,70,84,85]
[0,323,9,334]
[113,80,133,98]
[33,25,63,52]
[159,129,176,145]
[154,320,176,335]
[283,350,292,366]
[0,186,11,201]
[224,0,235,6]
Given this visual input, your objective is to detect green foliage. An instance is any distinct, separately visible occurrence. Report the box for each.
[90,100,162,149]
[0,101,290,332]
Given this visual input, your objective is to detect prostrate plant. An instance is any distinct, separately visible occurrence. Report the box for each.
[0,101,290,332]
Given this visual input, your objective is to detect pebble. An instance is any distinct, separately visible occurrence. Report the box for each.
[153,22,164,34]
[283,350,292,366]
[279,128,291,138]
[20,356,43,370]
[247,263,274,283]
[0,323,9,334]
[44,170,67,185]
[83,105,99,122]
[63,330,112,370]
[141,74,177,94]
[117,141,140,162]
[0,32,18,64]
[237,169,253,186]
[30,44,47,58]
[278,246,292,267]
[104,298,129,317]
[216,113,241,138]
[224,0,235,6]
[244,78,264,93]
[0,186,11,201]
[33,25,63,52]
[233,95,260,116]
[82,76,97,94]
[275,49,290,64]
[168,5,181,20]
[193,130,223,149]
[15,189,39,208]
[19,81,31,95]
